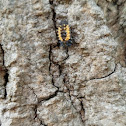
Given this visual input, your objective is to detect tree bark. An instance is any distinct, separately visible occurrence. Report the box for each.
[0,0,126,126]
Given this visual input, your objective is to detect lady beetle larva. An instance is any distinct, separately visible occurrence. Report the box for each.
[57,20,73,47]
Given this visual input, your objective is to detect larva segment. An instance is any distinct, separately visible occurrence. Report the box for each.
[57,27,63,41]
[65,25,70,41]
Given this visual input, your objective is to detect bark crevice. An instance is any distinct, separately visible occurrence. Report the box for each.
[34,105,38,120]
[0,44,9,99]
[3,72,9,99]
[40,120,47,126]
[79,100,86,125]
[49,0,57,40]
[89,64,117,81]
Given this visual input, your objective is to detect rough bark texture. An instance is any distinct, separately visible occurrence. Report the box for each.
[0,0,126,126]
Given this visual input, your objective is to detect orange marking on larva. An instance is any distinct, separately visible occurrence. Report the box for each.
[65,25,70,41]
[58,27,63,41]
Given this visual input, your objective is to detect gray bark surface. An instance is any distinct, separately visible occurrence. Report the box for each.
[0,0,126,126]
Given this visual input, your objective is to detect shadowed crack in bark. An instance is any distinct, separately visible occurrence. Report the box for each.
[80,100,86,125]
[49,0,57,39]
[64,47,69,61]
[0,44,9,99]
[34,105,37,120]
[41,90,59,102]
[40,121,47,126]
[34,105,47,126]
[4,72,9,99]
[89,64,117,81]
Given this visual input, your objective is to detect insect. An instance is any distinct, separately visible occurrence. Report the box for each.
[57,20,73,47]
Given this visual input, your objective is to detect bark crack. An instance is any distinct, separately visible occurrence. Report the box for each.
[79,99,86,125]
[34,105,38,120]
[34,105,48,126]
[41,90,59,102]
[4,72,9,99]
[40,120,47,126]
[89,64,117,81]
[49,0,57,40]
[0,44,9,99]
